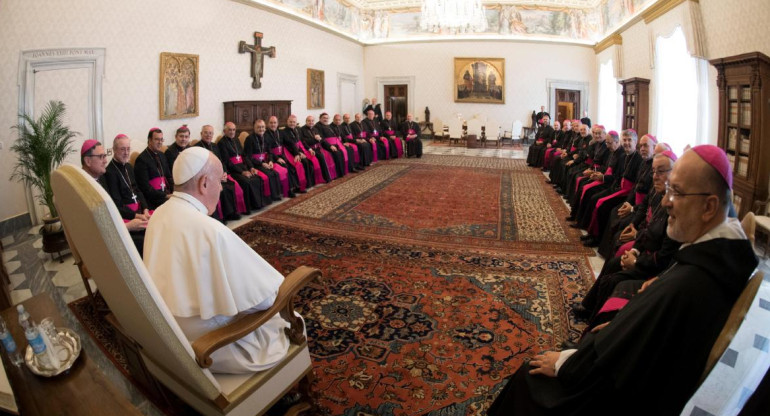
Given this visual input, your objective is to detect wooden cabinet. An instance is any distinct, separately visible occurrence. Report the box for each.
[619,77,650,138]
[223,100,292,136]
[711,52,770,217]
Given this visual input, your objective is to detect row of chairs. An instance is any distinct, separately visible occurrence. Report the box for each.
[432,118,527,147]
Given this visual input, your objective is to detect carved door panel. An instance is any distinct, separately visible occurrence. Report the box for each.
[555,89,580,122]
[384,84,408,125]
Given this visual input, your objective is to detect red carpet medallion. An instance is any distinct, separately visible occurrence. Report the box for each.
[238,155,592,415]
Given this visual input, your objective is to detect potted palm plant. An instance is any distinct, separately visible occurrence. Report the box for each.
[10,100,78,259]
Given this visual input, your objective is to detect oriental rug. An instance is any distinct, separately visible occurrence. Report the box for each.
[234,222,593,415]
[252,155,592,255]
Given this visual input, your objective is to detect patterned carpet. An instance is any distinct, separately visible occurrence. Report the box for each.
[254,155,592,255]
[236,155,593,414]
[68,155,593,415]
[236,223,592,415]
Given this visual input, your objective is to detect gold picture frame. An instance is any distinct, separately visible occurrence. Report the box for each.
[159,52,199,120]
[307,68,325,109]
[454,57,505,104]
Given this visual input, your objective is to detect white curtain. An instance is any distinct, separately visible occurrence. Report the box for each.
[654,26,707,155]
[598,59,621,132]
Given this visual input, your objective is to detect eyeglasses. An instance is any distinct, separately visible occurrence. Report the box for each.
[652,168,672,176]
[664,182,712,202]
[86,154,107,160]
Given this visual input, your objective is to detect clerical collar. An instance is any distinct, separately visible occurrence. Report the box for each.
[681,217,747,249]
[171,191,207,215]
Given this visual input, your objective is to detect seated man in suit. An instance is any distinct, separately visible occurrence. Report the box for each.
[144,147,297,373]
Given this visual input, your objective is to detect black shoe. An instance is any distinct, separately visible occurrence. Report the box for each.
[560,340,579,349]
[580,234,592,241]
[554,187,563,194]
[225,213,242,221]
[297,188,307,194]
[573,304,591,320]
[565,216,575,222]
[272,196,282,202]
[545,180,553,184]
[569,223,581,229]
[288,191,296,198]
[583,237,599,247]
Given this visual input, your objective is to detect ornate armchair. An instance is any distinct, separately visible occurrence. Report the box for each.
[51,165,319,416]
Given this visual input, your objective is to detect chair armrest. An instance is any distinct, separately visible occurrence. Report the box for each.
[191,265,322,368]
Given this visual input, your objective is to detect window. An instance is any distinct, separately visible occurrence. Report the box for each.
[654,26,705,155]
[598,59,620,131]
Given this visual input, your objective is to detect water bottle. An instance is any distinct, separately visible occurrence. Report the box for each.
[17,305,51,368]
[17,305,31,331]
[0,317,22,366]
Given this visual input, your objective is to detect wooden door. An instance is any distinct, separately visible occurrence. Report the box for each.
[384,84,408,125]
[555,89,580,122]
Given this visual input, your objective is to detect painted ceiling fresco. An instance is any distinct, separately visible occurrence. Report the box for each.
[245,0,654,44]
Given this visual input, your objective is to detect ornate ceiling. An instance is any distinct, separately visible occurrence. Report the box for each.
[240,0,656,44]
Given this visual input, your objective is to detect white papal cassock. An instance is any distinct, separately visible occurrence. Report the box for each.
[144,191,291,374]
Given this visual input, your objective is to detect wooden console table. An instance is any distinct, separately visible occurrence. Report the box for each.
[0,294,141,415]
[224,100,292,137]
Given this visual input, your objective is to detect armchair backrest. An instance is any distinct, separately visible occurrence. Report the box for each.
[51,165,221,399]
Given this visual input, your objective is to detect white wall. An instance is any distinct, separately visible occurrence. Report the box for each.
[363,41,597,130]
[0,0,364,223]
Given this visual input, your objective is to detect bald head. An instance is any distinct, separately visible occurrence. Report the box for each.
[662,149,730,243]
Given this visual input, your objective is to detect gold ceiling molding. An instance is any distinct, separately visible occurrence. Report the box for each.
[594,34,622,54]
[642,0,697,24]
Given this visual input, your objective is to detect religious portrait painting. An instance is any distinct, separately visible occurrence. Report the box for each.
[307,68,325,109]
[159,52,199,120]
[454,57,505,104]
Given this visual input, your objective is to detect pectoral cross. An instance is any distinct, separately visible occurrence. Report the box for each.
[239,32,276,89]
[131,193,138,204]
[160,179,166,192]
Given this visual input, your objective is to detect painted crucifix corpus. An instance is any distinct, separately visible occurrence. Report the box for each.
[239,32,276,89]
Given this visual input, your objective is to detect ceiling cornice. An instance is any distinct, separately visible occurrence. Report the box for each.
[593,33,622,54]
[642,0,696,24]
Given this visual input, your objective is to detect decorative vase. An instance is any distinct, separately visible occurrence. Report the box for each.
[40,216,68,262]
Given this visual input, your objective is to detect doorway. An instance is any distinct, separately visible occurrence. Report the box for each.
[555,88,581,121]
[384,84,407,125]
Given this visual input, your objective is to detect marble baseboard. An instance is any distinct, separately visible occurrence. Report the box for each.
[0,213,31,239]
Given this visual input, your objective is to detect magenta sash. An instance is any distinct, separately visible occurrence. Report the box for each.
[635,192,647,206]
[300,142,325,184]
[344,135,360,163]
[406,129,416,141]
[281,147,307,192]
[126,202,139,212]
[379,136,390,160]
[319,148,337,180]
[614,240,635,258]
[605,167,613,176]
[570,146,576,152]
[544,148,558,167]
[597,297,630,315]
[325,137,348,174]
[385,130,404,158]
[251,153,268,163]
[580,180,602,202]
[273,163,289,197]
[588,178,635,235]
[585,158,594,166]
[369,137,378,162]
[229,155,244,165]
[149,176,167,192]
[227,174,247,213]
[270,146,283,156]
[216,201,223,220]
[254,170,271,196]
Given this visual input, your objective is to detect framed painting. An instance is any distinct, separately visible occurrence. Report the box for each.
[454,57,505,104]
[307,68,325,109]
[159,52,199,120]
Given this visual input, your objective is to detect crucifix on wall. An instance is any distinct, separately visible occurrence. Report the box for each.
[239,32,276,89]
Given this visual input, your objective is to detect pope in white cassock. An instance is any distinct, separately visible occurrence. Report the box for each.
[144,146,293,373]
